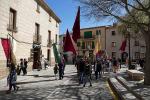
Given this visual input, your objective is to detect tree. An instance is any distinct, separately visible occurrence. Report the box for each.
[77,0,150,85]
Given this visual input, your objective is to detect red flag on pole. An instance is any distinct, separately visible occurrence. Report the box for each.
[64,29,76,54]
[1,38,11,59]
[1,38,17,66]
[72,6,80,43]
[119,39,127,51]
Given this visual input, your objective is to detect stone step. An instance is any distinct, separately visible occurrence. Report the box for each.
[108,77,138,100]
[116,76,144,100]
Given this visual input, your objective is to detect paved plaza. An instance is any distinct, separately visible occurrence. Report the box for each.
[0,65,114,100]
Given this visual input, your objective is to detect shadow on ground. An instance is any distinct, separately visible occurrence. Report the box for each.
[0,72,113,100]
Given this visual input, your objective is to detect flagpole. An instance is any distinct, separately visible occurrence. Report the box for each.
[7,34,9,67]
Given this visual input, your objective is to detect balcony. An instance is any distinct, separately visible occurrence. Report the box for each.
[33,34,42,44]
[7,24,18,33]
[78,37,95,41]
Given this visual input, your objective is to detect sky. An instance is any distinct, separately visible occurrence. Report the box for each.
[45,0,114,35]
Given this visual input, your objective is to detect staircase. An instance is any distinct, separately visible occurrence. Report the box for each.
[108,76,144,100]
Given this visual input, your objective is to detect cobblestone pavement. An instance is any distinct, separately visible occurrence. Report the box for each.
[0,65,114,100]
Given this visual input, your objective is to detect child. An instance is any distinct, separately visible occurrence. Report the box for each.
[7,63,19,93]
[54,64,58,80]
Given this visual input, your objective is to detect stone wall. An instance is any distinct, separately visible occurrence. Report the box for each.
[0,0,60,79]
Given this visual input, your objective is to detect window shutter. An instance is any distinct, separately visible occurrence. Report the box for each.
[82,42,85,49]
[84,31,92,38]
[92,41,95,49]
[77,42,80,47]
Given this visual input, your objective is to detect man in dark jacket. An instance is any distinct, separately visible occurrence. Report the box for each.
[78,58,85,84]
[58,62,63,80]
[95,60,102,79]
[83,61,92,87]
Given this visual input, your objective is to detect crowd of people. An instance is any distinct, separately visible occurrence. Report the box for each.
[5,55,145,93]
[75,57,121,87]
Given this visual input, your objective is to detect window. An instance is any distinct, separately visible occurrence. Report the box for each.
[84,31,92,38]
[56,22,58,27]
[135,52,140,59]
[92,41,95,49]
[112,52,116,58]
[35,23,40,42]
[141,45,145,48]
[140,53,145,59]
[134,40,139,46]
[8,8,17,32]
[77,42,80,47]
[35,23,40,35]
[112,31,116,36]
[96,30,101,35]
[82,42,85,49]
[36,3,40,13]
[48,31,51,44]
[141,45,146,52]
[112,42,116,47]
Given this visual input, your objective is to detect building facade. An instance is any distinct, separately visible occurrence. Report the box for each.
[60,24,146,63]
[0,0,61,79]
[79,25,146,61]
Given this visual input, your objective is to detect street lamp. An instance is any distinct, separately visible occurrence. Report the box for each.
[127,26,132,69]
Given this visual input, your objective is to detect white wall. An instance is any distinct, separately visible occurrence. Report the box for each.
[0,0,60,62]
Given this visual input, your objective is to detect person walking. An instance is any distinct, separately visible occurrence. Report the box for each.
[16,64,20,75]
[19,58,25,75]
[112,58,118,73]
[6,63,19,94]
[54,64,58,80]
[37,60,42,71]
[118,58,121,69]
[62,58,66,75]
[58,62,63,80]
[108,59,112,73]
[24,58,28,75]
[78,58,85,84]
[83,61,92,87]
[95,60,102,79]
[44,59,48,69]
[139,58,145,69]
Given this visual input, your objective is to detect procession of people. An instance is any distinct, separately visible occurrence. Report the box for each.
[75,55,122,87]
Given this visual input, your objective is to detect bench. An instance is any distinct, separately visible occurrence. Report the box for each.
[127,70,144,81]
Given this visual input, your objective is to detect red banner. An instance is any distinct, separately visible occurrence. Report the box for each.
[1,38,11,59]
[119,39,127,52]
[63,29,76,54]
[72,6,80,43]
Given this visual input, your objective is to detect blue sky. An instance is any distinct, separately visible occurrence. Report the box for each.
[45,0,114,34]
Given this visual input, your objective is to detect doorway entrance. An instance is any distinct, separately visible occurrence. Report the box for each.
[47,49,51,65]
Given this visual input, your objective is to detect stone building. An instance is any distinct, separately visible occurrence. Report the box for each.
[60,24,146,63]
[0,0,61,79]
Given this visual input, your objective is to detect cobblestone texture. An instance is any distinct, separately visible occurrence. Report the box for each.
[0,65,114,100]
